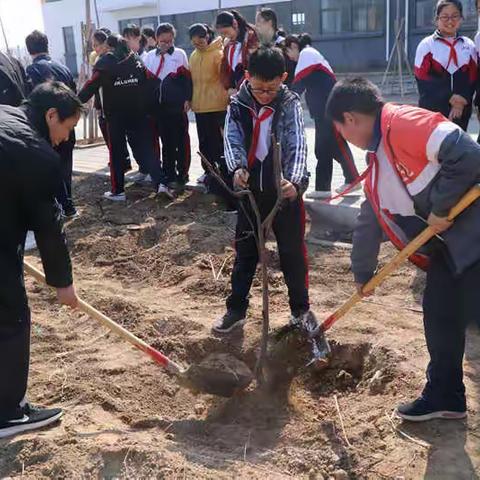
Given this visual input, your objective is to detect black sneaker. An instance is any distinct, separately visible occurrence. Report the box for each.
[212,310,246,334]
[0,404,63,439]
[396,397,467,422]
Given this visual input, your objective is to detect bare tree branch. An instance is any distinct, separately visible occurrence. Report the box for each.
[198,142,284,383]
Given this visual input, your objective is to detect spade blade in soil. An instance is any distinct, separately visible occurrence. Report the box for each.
[181,353,253,397]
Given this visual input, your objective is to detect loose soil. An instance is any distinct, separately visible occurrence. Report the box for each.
[1,174,479,479]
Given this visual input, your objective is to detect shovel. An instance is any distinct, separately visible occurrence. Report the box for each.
[312,184,480,366]
[24,262,253,397]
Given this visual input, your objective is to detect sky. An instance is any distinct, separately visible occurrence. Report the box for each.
[0,0,44,51]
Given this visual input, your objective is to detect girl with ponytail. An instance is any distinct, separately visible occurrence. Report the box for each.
[215,10,259,94]
[285,34,359,198]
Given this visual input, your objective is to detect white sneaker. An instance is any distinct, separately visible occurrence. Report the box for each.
[335,182,362,195]
[306,190,332,200]
[103,191,126,202]
[130,172,147,183]
[157,184,175,200]
[197,173,207,184]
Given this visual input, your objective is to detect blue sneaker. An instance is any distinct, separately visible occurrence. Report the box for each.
[396,397,467,422]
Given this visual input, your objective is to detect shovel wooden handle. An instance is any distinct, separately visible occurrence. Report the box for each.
[321,184,480,332]
[23,261,183,375]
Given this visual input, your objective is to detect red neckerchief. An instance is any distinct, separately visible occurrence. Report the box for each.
[247,107,274,168]
[437,37,461,68]
[155,53,165,77]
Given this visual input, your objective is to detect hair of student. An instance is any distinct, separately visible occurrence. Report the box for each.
[435,0,463,17]
[216,10,250,41]
[142,27,155,39]
[107,35,130,60]
[284,34,299,48]
[122,24,141,38]
[27,81,83,121]
[326,77,385,123]
[156,23,176,37]
[25,30,49,55]
[188,23,215,42]
[99,27,112,36]
[248,46,285,81]
[93,30,108,44]
[140,34,147,49]
[258,7,278,31]
[285,33,311,51]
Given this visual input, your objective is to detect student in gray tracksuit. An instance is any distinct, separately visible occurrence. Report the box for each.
[327,77,480,423]
[212,46,312,334]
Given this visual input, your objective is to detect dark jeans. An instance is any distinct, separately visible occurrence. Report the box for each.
[156,105,191,184]
[421,250,480,411]
[54,136,75,213]
[105,115,163,194]
[314,117,358,191]
[195,111,236,208]
[0,310,30,421]
[226,193,309,316]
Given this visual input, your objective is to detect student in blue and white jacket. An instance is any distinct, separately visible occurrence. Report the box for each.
[414,0,477,132]
[213,46,315,335]
[144,23,193,194]
[285,34,359,199]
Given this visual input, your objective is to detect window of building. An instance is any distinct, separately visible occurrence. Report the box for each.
[320,0,383,35]
[292,12,306,26]
[415,0,477,28]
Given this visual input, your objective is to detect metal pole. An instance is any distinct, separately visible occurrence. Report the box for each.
[93,0,100,27]
[385,0,390,62]
[395,0,404,96]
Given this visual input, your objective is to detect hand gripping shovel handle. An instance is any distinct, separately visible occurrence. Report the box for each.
[321,184,480,333]
[23,262,183,376]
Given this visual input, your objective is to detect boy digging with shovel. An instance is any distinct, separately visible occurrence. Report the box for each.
[327,78,480,422]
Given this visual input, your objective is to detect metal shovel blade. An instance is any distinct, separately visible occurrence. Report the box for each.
[180,353,254,397]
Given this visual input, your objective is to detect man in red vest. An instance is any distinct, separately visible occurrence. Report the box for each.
[326,77,480,422]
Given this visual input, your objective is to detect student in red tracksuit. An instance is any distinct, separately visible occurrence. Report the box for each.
[144,23,193,195]
[327,77,480,421]
[216,10,259,96]
[285,34,359,199]
[414,0,477,131]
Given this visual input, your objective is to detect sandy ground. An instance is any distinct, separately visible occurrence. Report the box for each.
[0,174,479,479]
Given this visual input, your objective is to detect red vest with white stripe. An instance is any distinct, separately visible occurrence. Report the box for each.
[365,103,460,269]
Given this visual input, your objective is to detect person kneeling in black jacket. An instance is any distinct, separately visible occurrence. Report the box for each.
[0,81,80,439]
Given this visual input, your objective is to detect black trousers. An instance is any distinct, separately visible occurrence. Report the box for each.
[54,137,75,213]
[226,193,309,316]
[195,111,236,208]
[314,117,358,191]
[156,105,191,184]
[421,250,480,411]
[99,115,132,173]
[0,310,30,421]
[105,115,163,195]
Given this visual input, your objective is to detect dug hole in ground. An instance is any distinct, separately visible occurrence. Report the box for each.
[1,174,479,479]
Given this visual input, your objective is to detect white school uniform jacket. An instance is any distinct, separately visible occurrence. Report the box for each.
[414,31,477,119]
